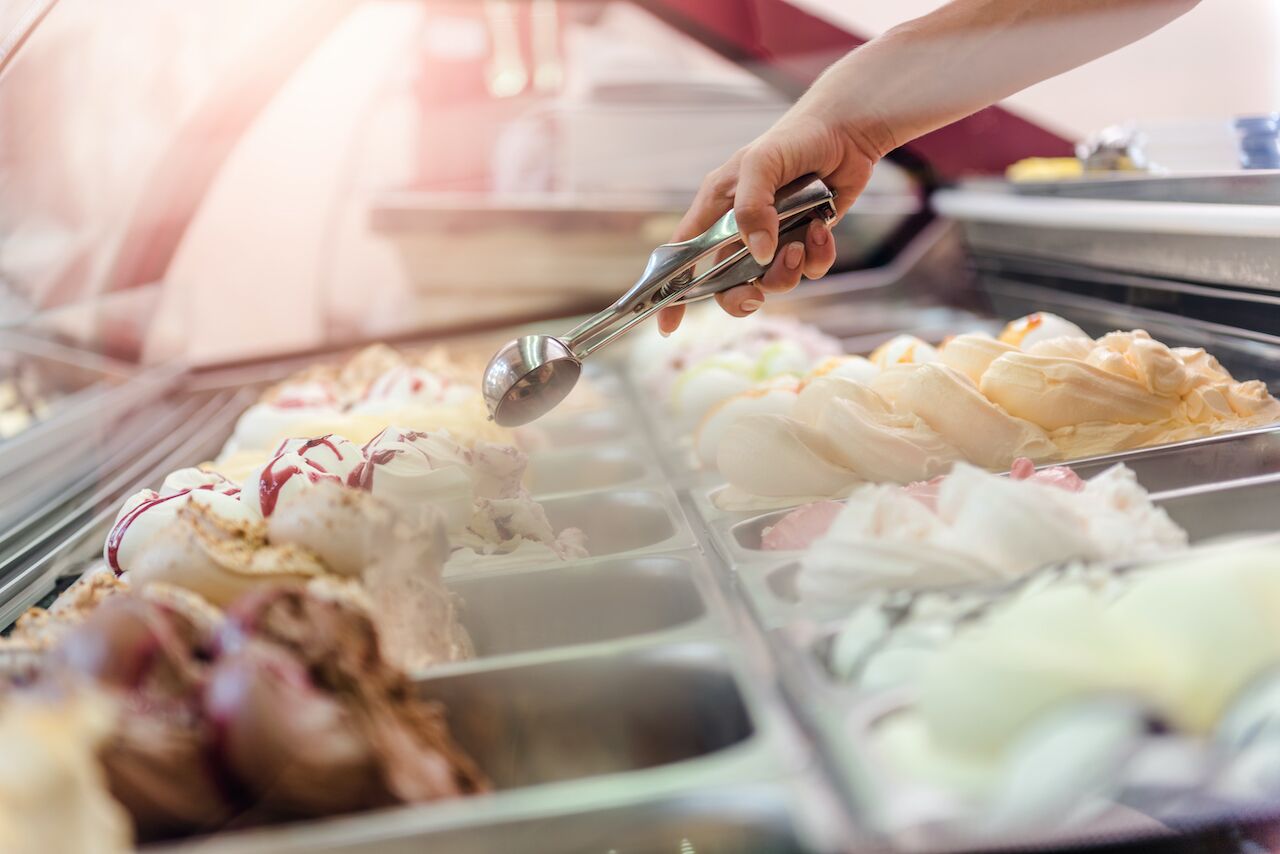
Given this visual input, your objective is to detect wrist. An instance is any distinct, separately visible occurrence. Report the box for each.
[803,53,900,162]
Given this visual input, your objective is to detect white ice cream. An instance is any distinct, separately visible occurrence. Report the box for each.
[353,427,478,531]
[716,376,962,508]
[797,462,1185,604]
[104,485,258,576]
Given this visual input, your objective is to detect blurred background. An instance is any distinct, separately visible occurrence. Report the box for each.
[1,0,1277,367]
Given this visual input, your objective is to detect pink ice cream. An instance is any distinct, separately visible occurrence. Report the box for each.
[759,501,845,551]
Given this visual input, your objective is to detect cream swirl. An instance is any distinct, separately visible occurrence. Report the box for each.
[104,479,254,576]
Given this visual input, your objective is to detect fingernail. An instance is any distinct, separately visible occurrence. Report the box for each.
[741,299,763,313]
[811,221,829,246]
[784,242,803,269]
[659,327,671,338]
[746,231,773,265]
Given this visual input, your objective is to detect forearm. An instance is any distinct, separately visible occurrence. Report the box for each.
[810,0,1201,158]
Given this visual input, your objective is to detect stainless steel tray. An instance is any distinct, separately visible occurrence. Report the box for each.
[446,554,731,670]
[153,644,843,853]
[1154,474,1280,543]
[536,487,696,560]
[534,407,638,450]
[526,442,659,498]
[443,487,696,577]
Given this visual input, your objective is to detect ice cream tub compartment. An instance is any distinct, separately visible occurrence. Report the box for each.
[735,562,854,630]
[529,407,638,450]
[155,645,814,853]
[525,443,659,498]
[1063,425,1280,494]
[717,430,1280,555]
[418,644,767,787]
[809,668,1280,854]
[725,507,805,558]
[1154,474,1280,543]
[444,487,694,577]
[690,483,788,531]
[447,555,727,664]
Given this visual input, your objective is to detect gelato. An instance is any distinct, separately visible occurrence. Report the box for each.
[5,569,129,655]
[106,446,476,670]
[793,461,1185,602]
[112,428,586,583]
[0,689,132,853]
[628,305,841,435]
[997,311,1088,348]
[876,543,1280,800]
[47,585,487,842]
[712,319,1279,507]
[716,376,965,508]
[869,334,940,368]
[217,345,513,474]
[104,469,253,576]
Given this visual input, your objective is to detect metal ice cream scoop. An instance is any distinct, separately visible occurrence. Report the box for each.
[482,175,837,426]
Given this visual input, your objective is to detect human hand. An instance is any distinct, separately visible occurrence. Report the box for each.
[657,85,893,334]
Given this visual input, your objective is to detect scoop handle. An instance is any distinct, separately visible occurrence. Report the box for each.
[677,190,837,303]
[664,174,837,304]
[564,176,836,358]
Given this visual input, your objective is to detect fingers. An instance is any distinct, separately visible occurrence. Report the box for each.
[733,148,787,265]
[758,240,805,295]
[802,218,836,280]
[672,154,742,242]
[715,282,765,317]
[657,305,685,336]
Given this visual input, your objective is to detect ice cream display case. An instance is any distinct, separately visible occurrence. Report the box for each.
[5,1,1280,853]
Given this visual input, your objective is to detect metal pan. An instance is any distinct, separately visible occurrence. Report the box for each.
[531,407,638,451]
[1154,474,1280,543]
[154,643,815,853]
[525,443,658,498]
[1064,425,1280,494]
[446,554,727,667]
[444,487,694,576]
[736,562,856,630]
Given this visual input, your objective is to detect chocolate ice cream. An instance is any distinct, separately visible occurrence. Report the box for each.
[48,585,486,842]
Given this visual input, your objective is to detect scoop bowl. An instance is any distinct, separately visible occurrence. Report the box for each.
[482,334,583,427]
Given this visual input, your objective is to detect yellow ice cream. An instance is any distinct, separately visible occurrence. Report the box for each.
[937,334,1018,385]
[714,318,1279,508]
[981,330,1280,457]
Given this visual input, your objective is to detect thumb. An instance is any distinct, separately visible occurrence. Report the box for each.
[733,146,787,266]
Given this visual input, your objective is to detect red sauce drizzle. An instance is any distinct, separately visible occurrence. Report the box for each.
[258,456,334,516]
[105,491,190,575]
[274,435,345,461]
[346,449,396,491]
